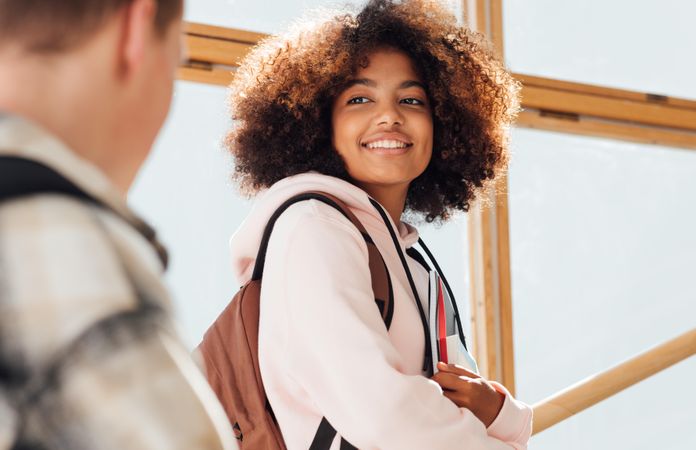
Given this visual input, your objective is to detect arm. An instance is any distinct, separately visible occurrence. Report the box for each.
[24,318,239,450]
[263,201,531,450]
[433,363,533,449]
[487,381,533,448]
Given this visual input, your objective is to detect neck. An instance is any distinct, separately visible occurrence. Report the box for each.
[359,182,408,226]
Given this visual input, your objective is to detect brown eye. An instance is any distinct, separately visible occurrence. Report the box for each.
[347,96,371,104]
[401,97,425,105]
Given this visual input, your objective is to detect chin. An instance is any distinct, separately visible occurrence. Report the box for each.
[363,173,415,187]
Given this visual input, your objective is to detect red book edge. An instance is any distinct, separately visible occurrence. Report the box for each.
[437,278,448,363]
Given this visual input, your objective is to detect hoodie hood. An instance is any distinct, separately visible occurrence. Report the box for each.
[229,172,419,283]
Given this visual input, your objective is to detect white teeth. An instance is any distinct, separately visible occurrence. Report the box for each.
[365,140,409,149]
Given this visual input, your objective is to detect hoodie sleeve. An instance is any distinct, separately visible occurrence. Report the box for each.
[261,201,531,450]
[487,383,533,448]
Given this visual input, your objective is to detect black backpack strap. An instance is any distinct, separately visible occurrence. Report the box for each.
[252,191,394,329]
[0,156,91,202]
[0,156,168,268]
[309,417,357,450]
[254,192,392,450]
[309,418,338,450]
[405,246,431,272]
[340,439,359,450]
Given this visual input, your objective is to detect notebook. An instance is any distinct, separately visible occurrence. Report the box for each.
[428,270,479,375]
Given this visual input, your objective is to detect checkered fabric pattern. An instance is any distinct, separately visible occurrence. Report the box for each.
[0,114,236,450]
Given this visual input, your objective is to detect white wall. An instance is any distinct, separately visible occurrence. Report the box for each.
[129,81,252,347]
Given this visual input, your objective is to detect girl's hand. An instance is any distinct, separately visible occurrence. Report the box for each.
[430,362,505,427]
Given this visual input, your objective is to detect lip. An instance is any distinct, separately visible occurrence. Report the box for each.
[361,132,413,147]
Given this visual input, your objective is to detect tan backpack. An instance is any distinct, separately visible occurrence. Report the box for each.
[197,192,394,450]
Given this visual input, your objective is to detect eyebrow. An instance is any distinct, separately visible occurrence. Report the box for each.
[343,78,427,91]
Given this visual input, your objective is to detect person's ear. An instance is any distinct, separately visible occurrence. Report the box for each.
[117,0,157,79]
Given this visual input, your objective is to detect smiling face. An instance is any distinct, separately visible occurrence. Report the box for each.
[331,48,433,197]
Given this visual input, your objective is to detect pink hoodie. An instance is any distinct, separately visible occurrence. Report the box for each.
[229,173,532,450]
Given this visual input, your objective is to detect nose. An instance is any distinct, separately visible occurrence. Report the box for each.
[375,102,404,127]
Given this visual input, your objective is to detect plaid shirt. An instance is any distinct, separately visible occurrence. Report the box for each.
[0,114,237,449]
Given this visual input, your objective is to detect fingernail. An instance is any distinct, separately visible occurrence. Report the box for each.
[437,361,447,368]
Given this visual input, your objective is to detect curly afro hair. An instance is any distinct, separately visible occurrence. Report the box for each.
[225,0,520,222]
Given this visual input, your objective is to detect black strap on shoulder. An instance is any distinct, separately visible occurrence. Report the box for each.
[0,156,91,203]
[257,192,391,450]
[309,417,357,450]
[405,246,431,272]
[340,439,358,450]
[251,191,393,328]
[253,193,348,280]
[0,156,168,268]
[252,192,377,277]
[309,417,337,450]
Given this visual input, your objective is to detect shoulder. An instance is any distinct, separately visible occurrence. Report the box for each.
[0,194,139,364]
[0,193,124,264]
[262,199,370,274]
[271,198,366,245]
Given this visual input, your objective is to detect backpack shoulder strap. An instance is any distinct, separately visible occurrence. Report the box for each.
[0,156,92,203]
[0,156,168,268]
[405,246,431,272]
[253,192,394,450]
[251,191,394,329]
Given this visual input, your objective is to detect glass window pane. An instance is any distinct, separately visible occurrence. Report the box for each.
[508,128,696,449]
[503,0,696,100]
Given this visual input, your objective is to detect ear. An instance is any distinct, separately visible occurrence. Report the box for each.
[118,0,157,79]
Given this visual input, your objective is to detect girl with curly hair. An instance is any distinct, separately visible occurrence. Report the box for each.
[210,0,532,448]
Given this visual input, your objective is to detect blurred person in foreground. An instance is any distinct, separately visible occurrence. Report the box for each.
[0,0,236,448]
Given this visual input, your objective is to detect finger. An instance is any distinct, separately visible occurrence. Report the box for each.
[437,361,481,379]
[431,372,474,391]
[442,390,468,408]
[437,361,479,378]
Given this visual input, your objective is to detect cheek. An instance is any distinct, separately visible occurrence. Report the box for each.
[332,111,360,153]
[158,81,174,121]
[140,55,175,135]
[152,63,173,115]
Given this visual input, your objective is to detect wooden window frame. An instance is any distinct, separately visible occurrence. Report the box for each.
[462,0,516,394]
